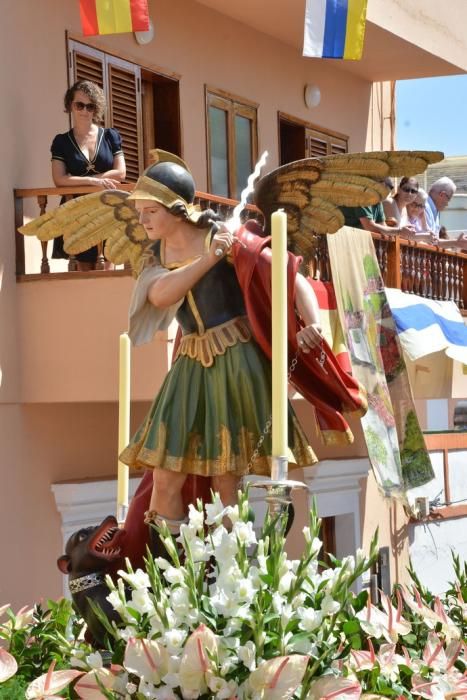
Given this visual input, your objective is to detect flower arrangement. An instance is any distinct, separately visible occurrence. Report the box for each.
[0,491,466,699]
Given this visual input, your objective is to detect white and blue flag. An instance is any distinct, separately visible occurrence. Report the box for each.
[385,288,467,398]
[385,288,467,364]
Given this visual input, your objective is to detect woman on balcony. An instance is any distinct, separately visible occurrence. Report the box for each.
[383,175,419,227]
[51,80,126,271]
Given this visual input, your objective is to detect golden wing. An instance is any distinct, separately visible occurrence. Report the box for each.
[18,190,149,277]
[254,150,444,258]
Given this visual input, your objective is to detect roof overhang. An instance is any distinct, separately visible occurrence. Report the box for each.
[194,0,467,81]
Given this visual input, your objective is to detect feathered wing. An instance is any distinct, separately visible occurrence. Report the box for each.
[18,190,149,276]
[254,150,444,258]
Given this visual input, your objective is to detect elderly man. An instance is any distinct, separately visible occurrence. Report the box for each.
[425,176,467,249]
[425,176,456,235]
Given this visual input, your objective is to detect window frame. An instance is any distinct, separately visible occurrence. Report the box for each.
[278,111,348,160]
[67,35,182,180]
[205,86,258,199]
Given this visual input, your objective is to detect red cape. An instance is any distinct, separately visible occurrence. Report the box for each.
[233,222,366,439]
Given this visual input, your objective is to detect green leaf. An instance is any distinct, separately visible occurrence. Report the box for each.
[343,619,361,635]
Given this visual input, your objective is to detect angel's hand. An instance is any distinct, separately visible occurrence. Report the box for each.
[209,228,234,262]
[297,323,323,352]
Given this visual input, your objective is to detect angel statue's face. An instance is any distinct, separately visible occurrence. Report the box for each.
[134,200,177,240]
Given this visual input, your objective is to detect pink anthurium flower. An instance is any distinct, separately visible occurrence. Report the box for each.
[350,641,405,682]
[13,605,34,629]
[124,636,169,686]
[305,674,362,700]
[74,668,116,699]
[0,647,18,682]
[422,632,463,674]
[402,588,460,642]
[25,660,83,699]
[179,624,219,695]
[249,655,309,700]
[412,670,467,700]
[357,589,410,643]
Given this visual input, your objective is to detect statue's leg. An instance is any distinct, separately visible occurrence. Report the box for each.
[211,472,240,509]
[145,467,188,559]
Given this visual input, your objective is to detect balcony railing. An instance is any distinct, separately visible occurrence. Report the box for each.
[14,186,467,309]
[14,185,261,277]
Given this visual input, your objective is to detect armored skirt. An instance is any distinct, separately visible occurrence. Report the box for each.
[119,240,317,477]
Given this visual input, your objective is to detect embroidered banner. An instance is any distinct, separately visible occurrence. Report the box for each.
[327,227,434,494]
[79,0,149,36]
[303,0,368,60]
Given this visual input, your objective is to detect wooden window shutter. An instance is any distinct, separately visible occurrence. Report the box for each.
[67,40,143,181]
[68,40,106,93]
[330,136,348,155]
[306,131,328,158]
[107,57,143,182]
[305,127,348,157]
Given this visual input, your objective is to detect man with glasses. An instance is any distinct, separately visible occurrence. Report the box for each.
[425,176,456,236]
[425,176,467,249]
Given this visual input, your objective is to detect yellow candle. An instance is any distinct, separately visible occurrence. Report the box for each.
[117,332,131,510]
[271,210,288,460]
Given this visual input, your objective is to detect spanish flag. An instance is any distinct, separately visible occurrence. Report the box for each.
[79,0,149,36]
[303,0,368,60]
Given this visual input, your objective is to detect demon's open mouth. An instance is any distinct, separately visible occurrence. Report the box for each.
[90,517,124,559]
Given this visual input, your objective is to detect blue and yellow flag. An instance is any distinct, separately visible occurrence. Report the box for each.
[303,0,368,60]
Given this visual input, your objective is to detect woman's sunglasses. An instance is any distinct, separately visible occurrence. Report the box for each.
[401,186,418,195]
[72,101,96,112]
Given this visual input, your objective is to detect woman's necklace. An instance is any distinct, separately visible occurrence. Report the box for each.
[72,127,99,173]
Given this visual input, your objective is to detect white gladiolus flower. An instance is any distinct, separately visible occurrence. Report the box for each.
[189,536,211,562]
[188,503,205,531]
[292,592,307,609]
[233,520,257,546]
[310,537,322,555]
[321,595,341,616]
[341,555,356,574]
[238,641,257,671]
[170,586,191,617]
[155,556,171,570]
[205,494,230,525]
[278,570,296,595]
[164,566,186,585]
[132,587,155,615]
[302,525,312,543]
[355,547,366,568]
[235,577,256,603]
[227,504,239,524]
[162,627,188,652]
[298,607,323,632]
[106,589,126,615]
[118,568,151,590]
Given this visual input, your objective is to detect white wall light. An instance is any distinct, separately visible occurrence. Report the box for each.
[134,18,155,45]
[304,84,321,109]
